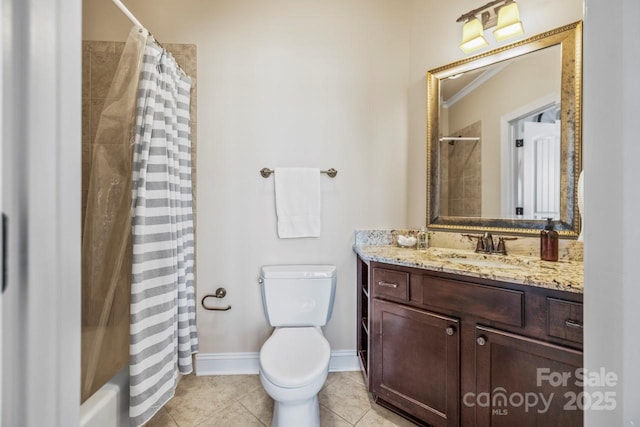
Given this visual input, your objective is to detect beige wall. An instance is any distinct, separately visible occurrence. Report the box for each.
[83,0,411,354]
[406,0,584,226]
[83,0,582,357]
[446,47,560,217]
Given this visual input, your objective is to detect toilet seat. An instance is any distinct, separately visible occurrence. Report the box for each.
[260,327,330,389]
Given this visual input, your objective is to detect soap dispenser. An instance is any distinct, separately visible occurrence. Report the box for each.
[540,218,558,262]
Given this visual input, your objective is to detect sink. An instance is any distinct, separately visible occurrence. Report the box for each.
[426,248,532,270]
[441,257,521,270]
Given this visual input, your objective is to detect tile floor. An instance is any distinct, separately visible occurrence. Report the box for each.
[147,371,416,427]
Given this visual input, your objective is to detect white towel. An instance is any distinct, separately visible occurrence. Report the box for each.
[274,168,321,238]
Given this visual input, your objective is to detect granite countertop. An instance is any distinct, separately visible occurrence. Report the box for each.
[353,245,584,294]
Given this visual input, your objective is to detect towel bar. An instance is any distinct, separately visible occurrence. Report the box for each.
[260,167,337,178]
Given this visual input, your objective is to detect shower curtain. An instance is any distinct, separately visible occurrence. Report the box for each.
[82,27,148,402]
[129,36,198,426]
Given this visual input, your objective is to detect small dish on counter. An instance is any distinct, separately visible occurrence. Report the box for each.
[396,235,417,248]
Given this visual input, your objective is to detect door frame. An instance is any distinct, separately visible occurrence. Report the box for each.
[499,93,560,218]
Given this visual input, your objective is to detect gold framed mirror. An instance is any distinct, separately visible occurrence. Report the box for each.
[427,21,582,237]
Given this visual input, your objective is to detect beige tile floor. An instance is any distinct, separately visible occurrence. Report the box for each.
[147,371,416,427]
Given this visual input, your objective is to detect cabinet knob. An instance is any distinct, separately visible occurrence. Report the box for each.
[476,336,487,346]
[445,326,456,336]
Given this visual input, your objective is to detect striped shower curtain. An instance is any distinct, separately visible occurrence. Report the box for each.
[129,38,198,426]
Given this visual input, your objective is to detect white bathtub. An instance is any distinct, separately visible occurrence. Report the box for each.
[80,367,129,427]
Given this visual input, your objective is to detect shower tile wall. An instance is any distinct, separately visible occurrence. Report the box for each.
[82,41,198,231]
[81,40,197,402]
[439,121,481,217]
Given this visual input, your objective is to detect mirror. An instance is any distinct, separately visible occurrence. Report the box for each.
[427,22,582,237]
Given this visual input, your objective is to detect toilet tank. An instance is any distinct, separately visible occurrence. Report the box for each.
[260,265,337,327]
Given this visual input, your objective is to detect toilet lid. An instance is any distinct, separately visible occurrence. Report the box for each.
[260,327,331,388]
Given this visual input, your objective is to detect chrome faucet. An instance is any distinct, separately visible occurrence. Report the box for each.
[463,233,517,255]
[483,232,495,252]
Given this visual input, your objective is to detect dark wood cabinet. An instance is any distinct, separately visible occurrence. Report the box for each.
[356,256,371,389]
[473,326,583,427]
[372,299,459,427]
[357,256,584,427]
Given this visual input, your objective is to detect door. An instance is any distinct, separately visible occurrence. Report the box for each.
[372,299,460,427]
[0,3,4,415]
[1,1,81,425]
[521,121,561,219]
[502,101,561,219]
[473,325,583,426]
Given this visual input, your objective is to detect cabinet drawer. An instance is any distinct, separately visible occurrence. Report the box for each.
[372,268,409,301]
[424,277,523,327]
[547,298,583,344]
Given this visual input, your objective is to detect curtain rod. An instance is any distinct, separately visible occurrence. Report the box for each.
[112,0,144,30]
[111,0,188,77]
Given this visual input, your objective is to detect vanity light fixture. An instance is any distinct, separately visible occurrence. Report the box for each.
[493,1,524,41]
[457,0,524,54]
[459,18,489,54]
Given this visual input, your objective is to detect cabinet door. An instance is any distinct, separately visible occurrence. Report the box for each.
[372,299,459,427]
[474,326,583,427]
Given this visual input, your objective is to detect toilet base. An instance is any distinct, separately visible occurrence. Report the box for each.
[271,395,320,427]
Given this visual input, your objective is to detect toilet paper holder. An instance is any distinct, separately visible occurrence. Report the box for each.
[201,287,231,311]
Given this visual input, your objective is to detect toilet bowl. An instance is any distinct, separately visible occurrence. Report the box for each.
[258,265,337,427]
[259,327,330,427]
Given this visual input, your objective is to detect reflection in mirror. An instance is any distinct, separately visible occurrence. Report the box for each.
[427,22,582,236]
[438,45,561,220]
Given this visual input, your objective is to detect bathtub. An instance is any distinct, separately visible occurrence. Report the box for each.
[80,367,129,427]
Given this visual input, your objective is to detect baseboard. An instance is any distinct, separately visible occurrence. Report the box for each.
[195,352,261,375]
[195,350,360,376]
[328,350,361,372]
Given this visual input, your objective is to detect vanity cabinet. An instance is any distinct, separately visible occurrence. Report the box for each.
[356,256,584,427]
[372,299,459,427]
[474,326,583,426]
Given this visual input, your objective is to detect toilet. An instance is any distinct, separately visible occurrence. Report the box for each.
[259,265,337,427]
